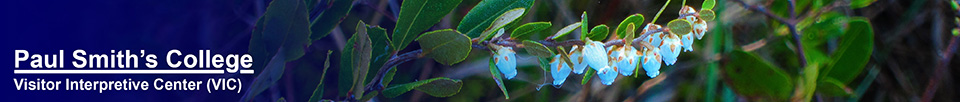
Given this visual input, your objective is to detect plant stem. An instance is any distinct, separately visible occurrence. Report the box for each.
[730,0,807,66]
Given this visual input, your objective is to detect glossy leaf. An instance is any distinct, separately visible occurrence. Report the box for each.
[582,68,596,85]
[616,14,645,38]
[458,0,535,38]
[364,25,391,84]
[587,25,610,41]
[383,67,397,87]
[702,0,716,10]
[392,0,463,51]
[667,19,693,35]
[723,50,793,99]
[383,77,463,98]
[826,18,874,85]
[241,49,287,102]
[489,58,510,99]
[308,50,334,102]
[248,0,311,69]
[511,22,552,38]
[309,0,356,40]
[478,8,527,41]
[522,40,554,57]
[581,12,589,40]
[417,29,472,65]
[850,0,876,9]
[338,33,356,95]
[551,22,582,40]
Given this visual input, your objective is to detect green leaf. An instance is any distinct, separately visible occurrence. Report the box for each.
[624,24,637,45]
[587,24,610,41]
[308,50,335,102]
[478,8,527,41]
[511,22,552,38]
[359,91,379,102]
[309,0,356,40]
[700,9,716,21]
[488,58,510,99]
[582,68,596,85]
[667,19,693,35]
[817,77,854,96]
[350,21,374,98]
[458,0,535,38]
[241,49,288,102]
[248,0,311,70]
[383,67,397,87]
[278,97,286,102]
[364,25,391,84]
[702,0,716,10]
[339,33,356,96]
[417,29,473,65]
[722,50,793,99]
[522,40,554,57]
[616,14,645,38]
[796,63,820,102]
[550,22,582,40]
[581,12,589,40]
[826,18,873,84]
[392,0,463,51]
[850,0,876,9]
[383,77,463,98]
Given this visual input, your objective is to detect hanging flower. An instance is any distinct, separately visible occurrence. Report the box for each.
[681,34,695,52]
[614,46,640,76]
[642,23,664,47]
[596,62,619,85]
[641,47,662,78]
[493,45,518,79]
[569,45,588,74]
[693,19,708,40]
[660,33,682,65]
[550,54,572,86]
[582,40,610,71]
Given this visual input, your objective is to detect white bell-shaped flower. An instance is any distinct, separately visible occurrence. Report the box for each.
[641,47,662,78]
[660,33,682,65]
[642,23,664,46]
[583,40,610,71]
[681,34,695,52]
[615,46,640,76]
[596,62,619,85]
[569,45,588,74]
[493,46,518,79]
[550,54,572,86]
[693,19,708,39]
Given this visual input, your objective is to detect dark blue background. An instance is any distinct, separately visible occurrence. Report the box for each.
[2,0,265,101]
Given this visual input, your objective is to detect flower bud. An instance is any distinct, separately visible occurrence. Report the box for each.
[493,46,518,79]
[550,54,572,86]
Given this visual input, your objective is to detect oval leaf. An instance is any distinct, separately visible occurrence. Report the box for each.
[826,18,874,84]
[383,77,463,98]
[511,22,553,39]
[702,0,716,10]
[667,19,693,35]
[616,14,645,38]
[392,0,463,51]
[241,49,287,102]
[723,50,793,99]
[522,40,554,57]
[458,0,535,38]
[700,9,716,21]
[417,29,472,65]
[588,24,610,41]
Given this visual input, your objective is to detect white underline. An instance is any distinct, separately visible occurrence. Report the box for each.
[13,69,255,74]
